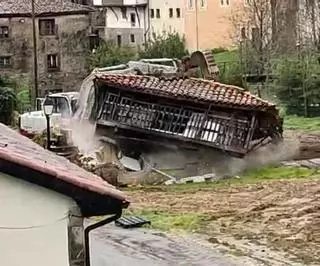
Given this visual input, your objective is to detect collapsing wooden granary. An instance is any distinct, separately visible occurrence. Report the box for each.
[91,74,283,158]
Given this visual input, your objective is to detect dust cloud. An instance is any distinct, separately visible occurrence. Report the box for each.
[205,138,300,177]
[70,72,99,156]
[138,137,300,179]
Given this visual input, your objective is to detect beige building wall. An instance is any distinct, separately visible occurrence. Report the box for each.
[184,0,242,52]
[0,172,77,266]
[149,0,185,36]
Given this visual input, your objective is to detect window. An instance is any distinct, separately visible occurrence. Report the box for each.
[150,9,154,18]
[121,7,127,19]
[0,26,9,38]
[156,9,160,18]
[188,0,194,9]
[39,19,56,36]
[44,96,70,117]
[130,34,135,43]
[251,27,259,48]
[71,0,88,4]
[117,35,122,47]
[200,0,206,8]
[47,54,59,71]
[130,13,136,27]
[169,8,173,18]
[71,99,78,114]
[220,0,230,6]
[0,56,11,68]
[176,8,181,18]
[89,35,99,50]
[241,27,246,39]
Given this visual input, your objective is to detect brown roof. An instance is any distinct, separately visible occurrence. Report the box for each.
[96,74,275,110]
[0,0,93,16]
[0,124,127,204]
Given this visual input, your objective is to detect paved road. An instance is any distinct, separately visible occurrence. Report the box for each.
[90,224,249,266]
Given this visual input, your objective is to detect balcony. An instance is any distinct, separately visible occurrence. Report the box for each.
[99,0,147,6]
[123,0,147,5]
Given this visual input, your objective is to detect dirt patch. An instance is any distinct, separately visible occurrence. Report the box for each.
[128,179,320,264]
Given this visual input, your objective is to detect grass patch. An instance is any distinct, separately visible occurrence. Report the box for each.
[214,50,239,63]
[284,115,320,132]
[240,166,318,180]
[125,209,208,232]
[126,166,320,193]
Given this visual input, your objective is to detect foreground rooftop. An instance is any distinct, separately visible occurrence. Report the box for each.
[0,0,93,16]
[0,124,129,217]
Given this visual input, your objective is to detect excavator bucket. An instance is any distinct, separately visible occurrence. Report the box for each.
[190,50,220,80]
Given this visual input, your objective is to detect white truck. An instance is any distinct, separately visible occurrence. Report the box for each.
[18,92,79,137]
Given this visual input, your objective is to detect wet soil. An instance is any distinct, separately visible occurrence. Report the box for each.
[128,179,320,265]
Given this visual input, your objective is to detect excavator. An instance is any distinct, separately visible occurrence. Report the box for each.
[18,50,282,179]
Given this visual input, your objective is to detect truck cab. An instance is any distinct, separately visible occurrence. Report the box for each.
[19,92,79,137]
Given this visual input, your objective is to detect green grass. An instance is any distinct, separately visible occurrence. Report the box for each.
[214,50,239,63]
[284,115,320,132]
[125,209,208,232]
[126,166,319,193]
[240,166,318,180]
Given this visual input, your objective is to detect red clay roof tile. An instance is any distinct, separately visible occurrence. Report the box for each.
[96,74,275,110]
[0,0,93,16]
[0,124,127,202]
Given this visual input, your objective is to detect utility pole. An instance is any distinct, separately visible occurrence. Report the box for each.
[31,0,39,105]
[195,0,199,50]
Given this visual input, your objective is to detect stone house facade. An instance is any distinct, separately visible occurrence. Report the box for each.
[0,0,94,97]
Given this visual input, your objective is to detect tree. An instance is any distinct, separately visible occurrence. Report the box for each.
[0,86,17,125]
[229,0,275,78]
[273,55,320,117]
[88,42,136,69]
[139,32,188,59]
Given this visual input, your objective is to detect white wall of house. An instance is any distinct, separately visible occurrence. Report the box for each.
[105,6,146,29]
[0,172,77,266]
[124,0,147,5]
[149,0,185,37]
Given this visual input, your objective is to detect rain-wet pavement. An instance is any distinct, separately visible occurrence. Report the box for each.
[90,224,253,266]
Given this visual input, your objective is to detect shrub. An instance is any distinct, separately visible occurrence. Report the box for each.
[139,32,188,59]
[88,42,136,69]
[212,47,228,54]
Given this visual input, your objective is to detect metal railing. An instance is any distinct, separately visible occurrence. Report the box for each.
[97,92,253,154]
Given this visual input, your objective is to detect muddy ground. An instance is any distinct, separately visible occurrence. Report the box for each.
[128,179,320,265]
[126,131,320,265]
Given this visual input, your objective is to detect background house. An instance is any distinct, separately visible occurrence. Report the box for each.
[149,0,185,36]
[0,0,93,97]
[184,0,241,51]
[92,0,148,48]
[0,123,128,266]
